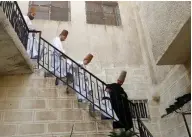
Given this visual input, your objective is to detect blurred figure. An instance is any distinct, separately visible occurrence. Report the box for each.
[73,54,94,102]
[23,7,39,58]
[23,7,36,28]
[101,71,133,131]
[44,30,69,78]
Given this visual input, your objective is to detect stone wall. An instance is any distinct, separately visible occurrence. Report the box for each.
[134,1,191,137]
[135,1,191,84]
[0,70,112,137]
[136,1,191,63]
[158,59,191,137]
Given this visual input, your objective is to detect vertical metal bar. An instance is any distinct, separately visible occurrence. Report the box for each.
[89,75,94,105]
[96,80,101,111]
[71,62,74,88]
[130,101,135,119]
[102,84,108,114]
[139,101,144,118]
[121,96,128,129]
[108,88,115,120]
[138,101,144,118]
[83,70,88,98]
[37,33,41,67]
[31,32,35,58]
[137,113,144,137]
[42,41,45,67]
[77,66,81,94]
[7,2,11,20]
[60,56,62,79]
[142,101,148,118]
[4,1,7,16]
[65,58,68,85]
[135,102,141,118]
[53,49,56,75]
[182,113,191,137]
[48,42,50,70]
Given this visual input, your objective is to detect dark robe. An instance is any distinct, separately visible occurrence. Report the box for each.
[103,83,133,130]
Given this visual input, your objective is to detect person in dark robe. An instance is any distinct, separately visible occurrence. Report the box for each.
[103,71,133,131]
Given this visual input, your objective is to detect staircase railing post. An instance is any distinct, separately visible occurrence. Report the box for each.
[37,31,42,69]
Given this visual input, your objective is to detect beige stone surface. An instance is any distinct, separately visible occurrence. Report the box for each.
[4,111,33,122]
[60,135,85,137]
[157,17,191,65]
[7,87,38,97]
[97,121,113,132]
[87,134,109,137]
[48,123,74,133]
[18,124,45,135]
[61,110,83,121]
[48,99,72,109]
[22,100,46,109]
[74,122,96,132]
[0,100,20,110]
[0,124,17,136]
[136,1,191,62]
[35,111,58,121]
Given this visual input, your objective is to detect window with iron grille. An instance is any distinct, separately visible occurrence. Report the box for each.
[85,1,121,26]
[29,1,71,21]
[130,100,150,120]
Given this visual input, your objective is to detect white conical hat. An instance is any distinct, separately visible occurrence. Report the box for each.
[83,53,93,65]
[29,7,36,13]
[118,71,127,82]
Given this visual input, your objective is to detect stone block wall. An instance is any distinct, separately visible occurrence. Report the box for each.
[0,70,113,137]
[135,1,191,84]
[158,59,191,137]
[134,1,191,137]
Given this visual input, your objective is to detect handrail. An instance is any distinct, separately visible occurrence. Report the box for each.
[0,1,29,49]
[137,117,153,137]
[0,1,153,137]
[14,1,30,32]
[41,37,106,85]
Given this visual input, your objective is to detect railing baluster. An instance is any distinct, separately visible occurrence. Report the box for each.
[89,75,94,108]
[53,50,56,75]
[83,70,88,98]
[60,56,62,79]
[48,42,50,70]
[77,66,81,95]
[42,41,45,67]
[102,84,108,115]
[37,33,41,67]
[71,62,74,88]
[96,80,101,111]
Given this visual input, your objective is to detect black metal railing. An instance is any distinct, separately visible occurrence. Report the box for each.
[0,1,153,137]
[0,1,29,49]
[182,112,191,137]
[38,37,152,135]
[137,117,153,137]
[28,30,41,59]
[129,100,150,120]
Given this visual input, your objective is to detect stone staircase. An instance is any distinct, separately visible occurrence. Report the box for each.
[0,69,113,137]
